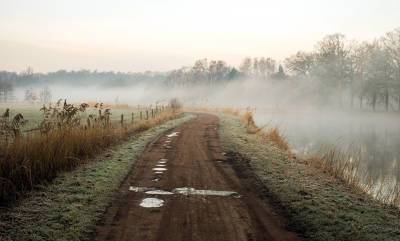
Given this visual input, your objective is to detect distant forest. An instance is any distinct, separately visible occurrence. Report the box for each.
[1,27,399,111]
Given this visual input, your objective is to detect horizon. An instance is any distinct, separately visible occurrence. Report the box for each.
[1,0,399,73]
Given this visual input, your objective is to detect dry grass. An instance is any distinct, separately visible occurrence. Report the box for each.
[235,109,399,207]
[239,110,290,151]
[260,127,290,151]
[304,147,400,207]
[241,110,263,134]
[0,101,180,203]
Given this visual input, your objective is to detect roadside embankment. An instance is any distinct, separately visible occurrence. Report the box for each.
[218,114,400,241]
[0,114,193,241]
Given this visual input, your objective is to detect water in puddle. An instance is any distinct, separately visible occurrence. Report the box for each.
[173,187,238,197]
[129,187,153,192]
[156,164,166,167]
[153,167,167,171]
[158,160,167,164]
[140,198,164,208]
[130,186,240,198]
[166,132,179,138]
[146,190,174,195]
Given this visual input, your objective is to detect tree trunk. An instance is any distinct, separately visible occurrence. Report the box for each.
[372,93,377,111]
[385,89,389,111]
[350,82,354,109]
[398,95,400,112]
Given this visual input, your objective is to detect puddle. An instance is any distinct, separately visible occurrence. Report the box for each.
[153,167,167,171]
[158,160,167,164]
[146,190,174,195]
[173,187,239,197]
[139,198,164,208]
[152,178,160,182]
[130,186,239,197]
[156,164,166,167]
[166,132,179,138]
[129,186,154,192]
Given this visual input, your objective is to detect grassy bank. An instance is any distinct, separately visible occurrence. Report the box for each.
[0,102,176,202]
[218,114,400,241]
[0,113,193,241]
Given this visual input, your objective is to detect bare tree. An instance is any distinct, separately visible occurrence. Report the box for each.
[284,51,314,76]
[39,86,52,103]
[382,28,400,110]
[239,57,252,76]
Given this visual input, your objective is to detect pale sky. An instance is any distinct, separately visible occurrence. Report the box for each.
[0,0,399,72]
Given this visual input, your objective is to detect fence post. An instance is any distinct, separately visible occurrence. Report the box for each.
[120,114,124,126]
[140,111,142,120]
[146,110,149,120]
[131,113,134,124]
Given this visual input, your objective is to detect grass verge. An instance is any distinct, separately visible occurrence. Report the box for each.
[0,114,193,241]
[218,113,400,241]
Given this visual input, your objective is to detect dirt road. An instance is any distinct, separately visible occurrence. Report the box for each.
[94,113,301,241]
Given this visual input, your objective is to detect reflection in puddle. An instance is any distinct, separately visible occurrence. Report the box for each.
[173,187,239,197]
[130,186,239,197]
[146,190,174,195]
[154,171,164,174]
[156,164,166,167]
[140,198,164,208]
[129,187,153,192]
[153,167,167,171]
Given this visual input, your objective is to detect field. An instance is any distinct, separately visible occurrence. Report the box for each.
[0,103,160,131]
[0,101,179,202]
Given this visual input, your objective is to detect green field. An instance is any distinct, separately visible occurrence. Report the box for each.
[0,103,157,131]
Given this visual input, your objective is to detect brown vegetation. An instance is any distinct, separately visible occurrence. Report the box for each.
[235,109,399,207]
[0,100,180,203]
[304,147,400,207]
[260,127,290,151]
[240,110,289,151]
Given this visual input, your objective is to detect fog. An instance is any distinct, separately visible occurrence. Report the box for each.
[2,27,400,202]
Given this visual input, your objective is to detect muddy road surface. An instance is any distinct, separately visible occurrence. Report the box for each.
[94,113,302,241]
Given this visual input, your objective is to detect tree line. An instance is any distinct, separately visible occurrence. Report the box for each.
[165,59,242,87]
[166,27,400,111]
[1,27,399,110]
[283,28,400,111]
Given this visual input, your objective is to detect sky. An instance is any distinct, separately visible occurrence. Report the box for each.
[0,0,399,73]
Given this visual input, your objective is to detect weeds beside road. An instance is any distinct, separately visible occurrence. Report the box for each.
[0,114,193,241]
[219,113,400,241]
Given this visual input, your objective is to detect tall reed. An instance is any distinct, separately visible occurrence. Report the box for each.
[0,100,180,202]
